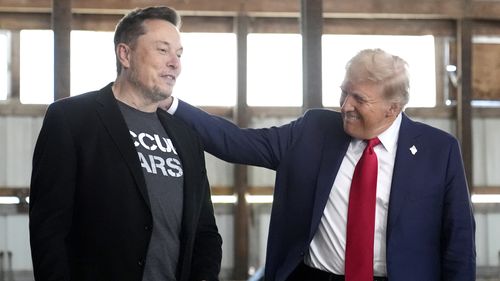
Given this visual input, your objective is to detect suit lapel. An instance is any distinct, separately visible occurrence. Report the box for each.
[157,110,199,231]
[94,83,151,208]
[386,113,423,239]
[309,123,351,240]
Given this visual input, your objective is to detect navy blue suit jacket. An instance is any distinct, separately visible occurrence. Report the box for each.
[174,100,475,281]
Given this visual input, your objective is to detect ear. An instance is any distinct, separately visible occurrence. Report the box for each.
[386,102,401,118]
[116,43,131,70]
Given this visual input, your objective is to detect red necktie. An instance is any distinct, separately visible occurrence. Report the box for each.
[345,138,381,281]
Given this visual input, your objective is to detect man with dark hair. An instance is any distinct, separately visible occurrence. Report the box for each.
[29,6,222,281]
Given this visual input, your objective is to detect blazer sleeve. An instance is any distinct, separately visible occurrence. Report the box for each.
[441,138,476,280]
[174,99,303,170]
[29,103,76,280]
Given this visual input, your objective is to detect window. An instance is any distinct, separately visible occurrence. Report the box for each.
[0,31,9,101]
[174,32,237,106]
[322,35,436,108]
[20,30,53,104]
[247,33,302,106]
[71,31,116,96]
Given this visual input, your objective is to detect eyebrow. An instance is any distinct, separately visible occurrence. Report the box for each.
[156,40,183,52]
[341,89,368,101]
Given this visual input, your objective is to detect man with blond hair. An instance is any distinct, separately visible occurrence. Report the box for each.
[163,48,475,281]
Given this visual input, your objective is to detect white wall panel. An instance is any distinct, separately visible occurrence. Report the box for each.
[484,119,500,186]
[0,216,5,250]
[5,215,31,270]
[5,116,36,187]
[475,212,488,266]
[248,166,275,187]
[258,213,270,268]
[473,118,487,187]
[214,213,234,269]
[412,117,455,135]
[487,213,500,266]
[0,117,6,186]
[205,152,234,187]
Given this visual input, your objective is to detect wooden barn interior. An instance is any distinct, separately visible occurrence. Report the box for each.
[1,0,500,280]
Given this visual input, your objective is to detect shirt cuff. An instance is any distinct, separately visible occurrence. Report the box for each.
[166,96,179,115]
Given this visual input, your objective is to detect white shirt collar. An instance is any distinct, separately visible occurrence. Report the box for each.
[351,113,402,154]
[377,112,402,154]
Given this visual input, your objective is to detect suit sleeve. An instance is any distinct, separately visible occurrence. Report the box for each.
[29,104,76,281]
[441,138,476,280]
[190,140,223,281]
[174,99,303,170]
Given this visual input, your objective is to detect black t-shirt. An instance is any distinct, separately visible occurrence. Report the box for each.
[118,100,183,281]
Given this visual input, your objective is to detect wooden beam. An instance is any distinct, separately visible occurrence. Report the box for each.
[233,14,250,280]
[72,13,121,31]
[9,30,20,100]
[250,17,300,33]
[301,0,323,110]
[52,0,72,101]
[0,0,490,19]
[456,19,473,192]
[0,12,51,29]
[470,1,500,20]
[323,0,463,18]
[323,18,455,36]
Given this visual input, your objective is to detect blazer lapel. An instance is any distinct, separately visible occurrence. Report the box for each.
[156,110,199,230]
[94,83,151,208]
[386,113,423,239]
[309,124,351,240]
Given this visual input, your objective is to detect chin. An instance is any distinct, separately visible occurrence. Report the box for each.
[344,128,363,140]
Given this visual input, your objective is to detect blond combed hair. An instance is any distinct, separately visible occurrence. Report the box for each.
[342,48,410,108]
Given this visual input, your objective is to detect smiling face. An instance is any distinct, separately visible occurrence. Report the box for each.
[340,81,398,140]
[119,19,183,103]
[338,49,409,140]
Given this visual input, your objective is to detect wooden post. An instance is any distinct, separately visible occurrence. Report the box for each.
[233,13,250,280]
[456,19,473,192]
[9,30,20,101]
[52,0,72,101]
[301,0,323,111]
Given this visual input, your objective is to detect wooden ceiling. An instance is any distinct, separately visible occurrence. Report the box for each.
[0,0,499,19]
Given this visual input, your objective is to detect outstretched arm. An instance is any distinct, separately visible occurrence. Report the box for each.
[163,97,304,170]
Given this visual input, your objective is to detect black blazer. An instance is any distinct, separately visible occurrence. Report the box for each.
[29,83,222,281]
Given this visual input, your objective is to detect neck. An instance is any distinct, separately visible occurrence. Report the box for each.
[112,79,158,113]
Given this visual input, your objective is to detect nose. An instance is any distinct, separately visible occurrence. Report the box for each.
[340,93,353,112]
[167,54,180,69]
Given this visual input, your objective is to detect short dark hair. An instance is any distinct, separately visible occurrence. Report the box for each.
[113,6,181,74]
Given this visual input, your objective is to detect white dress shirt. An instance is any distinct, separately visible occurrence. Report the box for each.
[166,97,180,115]
[304,113,402,277]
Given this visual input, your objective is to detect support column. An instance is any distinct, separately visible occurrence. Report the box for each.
[301,0,323,111]
[233,13,250,280]
[9,31,20,101]
[52,0,72,101]
[456,19,473,192]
